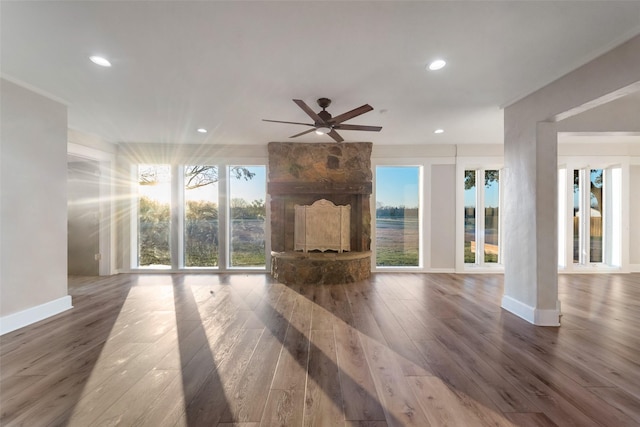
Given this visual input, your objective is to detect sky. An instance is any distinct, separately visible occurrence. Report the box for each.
[464,172,500,208]
[376,166,419,208]
[140,164,504,209]
[139,165,266,204]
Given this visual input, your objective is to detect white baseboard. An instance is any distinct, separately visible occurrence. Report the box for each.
[630,264,640,273]
[0,295,73,335]
[501,295,561,327]
[427,268,456,273]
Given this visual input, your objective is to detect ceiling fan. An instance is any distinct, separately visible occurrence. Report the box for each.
[263,98,382,143]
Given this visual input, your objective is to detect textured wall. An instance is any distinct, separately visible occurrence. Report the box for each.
[268,142,372,253]
[268,142,372,183]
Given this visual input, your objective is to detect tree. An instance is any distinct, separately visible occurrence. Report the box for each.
[464,170,499,190]
[184,166,255,190]
[574,169,603,210]
[138,165,255,189]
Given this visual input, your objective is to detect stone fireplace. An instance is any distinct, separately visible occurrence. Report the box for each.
[268,141,372,284]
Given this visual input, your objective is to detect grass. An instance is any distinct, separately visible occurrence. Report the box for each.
[376,218,419,266]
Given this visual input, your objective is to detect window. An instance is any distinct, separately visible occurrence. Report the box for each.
[565,165,622,268]
[133,163,267,271]
[228,165,266,268]
[484,170,500,263]
[375,166,421,267]
[184,166,219,267]
[463,169,500,266]
[137,164,171,268]
[464,170,476,263]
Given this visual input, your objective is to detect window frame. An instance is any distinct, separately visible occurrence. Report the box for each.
[371,159,426,272]
[456,158,504,272]
[128,159,269,273]
[558,156,629,272]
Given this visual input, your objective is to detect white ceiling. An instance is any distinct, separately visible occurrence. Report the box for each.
[2,1,640,146]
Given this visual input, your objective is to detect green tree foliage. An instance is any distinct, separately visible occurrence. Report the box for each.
[375,206,418,218]
[185,200,219,267]
[138,165,255,189]
[229,199,266,266]
[138,196,170,266]
[138,165,259,266]
[464,170,499,190]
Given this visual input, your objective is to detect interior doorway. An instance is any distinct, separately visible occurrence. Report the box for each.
[68,156,101,275]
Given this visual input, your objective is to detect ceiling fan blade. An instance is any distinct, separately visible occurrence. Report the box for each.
[290,128,317,138]
[334,124,382,132]
[293,99,325,124]
[263,119,315,127]
[330,104,374,124]
[328,129,344,143]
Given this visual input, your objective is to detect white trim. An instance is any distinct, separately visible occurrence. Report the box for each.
[421,165,430,270]
[427,268,456,273]
[68,142,115,161]
[371,162,424,271]
[1,74,70,105]
[456,161,504,272]
[501,295,561,326]
[372,145,456,159]
[461,267,505,274]
[629,264,640,273]
[0,296,73,335]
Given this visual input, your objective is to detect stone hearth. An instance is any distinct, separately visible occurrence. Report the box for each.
[271,251,371,285]
[268,142,372,284]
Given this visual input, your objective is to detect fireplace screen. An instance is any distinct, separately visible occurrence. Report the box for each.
[294,199,350,253]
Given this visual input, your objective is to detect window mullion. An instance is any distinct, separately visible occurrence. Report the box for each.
[218,164,228,270]
[476,169,485,265]
[580,168,590,265]
[170,164,181,270]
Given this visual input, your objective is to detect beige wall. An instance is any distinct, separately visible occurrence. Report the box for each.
[430,164,456,269]
[631,165,640,268]
[1,79,70,329]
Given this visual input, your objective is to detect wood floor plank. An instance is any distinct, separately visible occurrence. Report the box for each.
[2,272,639,426]
[502,412,559,427]
[260,389,305,427]
[586,386,640,423]
[357,333,432,427]
[334,322,386,422]
[220,287,297,422]
[85,368,175,426]
[409,375,511,427]
[304,329,344,427]
[270,296,312,391]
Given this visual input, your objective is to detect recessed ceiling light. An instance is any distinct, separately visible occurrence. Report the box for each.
[434,129,444,134]
[428,59,446,71]
[89,56,111,67]
[197,128,208,134]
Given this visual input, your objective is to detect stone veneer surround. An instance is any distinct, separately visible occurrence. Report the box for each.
[268,141,372,284]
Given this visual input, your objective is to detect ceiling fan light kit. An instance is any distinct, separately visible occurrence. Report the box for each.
[263,98,382,143]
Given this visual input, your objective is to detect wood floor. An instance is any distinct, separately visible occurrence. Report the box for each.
[1,273,639,426]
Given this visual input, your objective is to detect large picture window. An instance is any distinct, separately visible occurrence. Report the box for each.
[375,166,421,267]
[133,163,267,271]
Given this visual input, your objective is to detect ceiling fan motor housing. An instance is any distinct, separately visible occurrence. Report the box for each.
[317,98,332,109]
[317,110,332,124]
